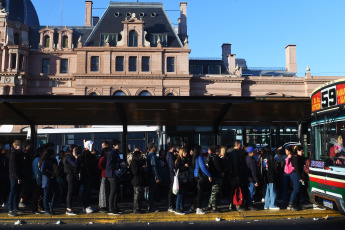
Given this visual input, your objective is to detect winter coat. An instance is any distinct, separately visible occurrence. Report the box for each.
[130,152,145,187]
[105,148,121,178]
[9,149,22,180]
[245,155,259,184]
[166,151,176,182]
[261,152,277,184]
[292,154,306,180]
[208,154,224,179]
[63,154,78,175]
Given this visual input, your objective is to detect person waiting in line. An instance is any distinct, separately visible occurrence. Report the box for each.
[31,147,44,214]
[0,145,10,210]
[244,146,260,211]
[63,145,79,215]
[261,147,280,210]
[105,139,122,215]
[220,146,231,205]
[283,146,301,211]
[18,140,34,209]
[174,148,190,215]
[274,146,287,203]
[226,140,245,211]
[98,147,109,213]
[206,146,224,213]
[130,150,146,214]
[81,140,98,214]
[193,145,212,215]
[146,143,161,212]
[8,140,23,217]
[40,149,59,215]
[290,145,306,210]
[166,145,177,212]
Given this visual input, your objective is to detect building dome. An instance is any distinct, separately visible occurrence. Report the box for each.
[1,0,39,26]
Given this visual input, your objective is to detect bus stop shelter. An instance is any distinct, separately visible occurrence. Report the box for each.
[0,95,311,151]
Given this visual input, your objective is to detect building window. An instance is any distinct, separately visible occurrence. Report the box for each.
[60,59,68,73]
[42,58,50,74]
[208,65,221,74]
[91,56,99,72]
[190,65,203,74]
[89,92,98,96]
[19,55,24,71]
[141,57,150,72]
[150,34,167,47]
[129,56,137,72]
[62,35,68,48]
[100,33,118,46]
[44,35,50,48]
[129,30,138,47]
[139,90,152,96]
[116,56,124,71]
[14,33,20,45]
[167,57,175,72]
[166,93,174,96]
[113,90,126,96]
[11,54,16,69]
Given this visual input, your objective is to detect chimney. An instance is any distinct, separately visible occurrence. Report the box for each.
[222,43,234,73]
[178,2,187,38]
[85,1,93,26]
[285,45,297,73]
[92,16,99,26]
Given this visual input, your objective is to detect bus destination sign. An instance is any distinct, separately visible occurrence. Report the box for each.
[312,83,345,112]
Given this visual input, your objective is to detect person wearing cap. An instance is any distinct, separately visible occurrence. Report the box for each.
[245,146,259,211]
[146,142,160,212]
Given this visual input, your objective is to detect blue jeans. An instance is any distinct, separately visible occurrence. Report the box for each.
[43,180,59,212]
[8,178,18,212]
[264,183,277,208]
[176,187,185,210]
[247,182,256,207]
[289,172,300,205]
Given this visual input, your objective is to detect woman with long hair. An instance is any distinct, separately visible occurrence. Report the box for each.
[192,145,212,214]
[39,149,58,215]
[174,148,189,215]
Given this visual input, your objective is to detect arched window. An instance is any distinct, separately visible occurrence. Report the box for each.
[138,90,152,96]
[113,90,126,96]
[3,86,10,95]
[62,35,68,48]
[129,30,138,47]
[89,92,98,96]
[44,35,50,48]
[166,93,174,96]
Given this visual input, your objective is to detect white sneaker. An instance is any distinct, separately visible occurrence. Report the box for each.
[84,206,94,214]
[264,207,269,210]
[18,202,26,208]
[168,207,175,212]
[196,208,205,214]
[313,204,326,210]
[269,206,280,210]
[2,203,8,208]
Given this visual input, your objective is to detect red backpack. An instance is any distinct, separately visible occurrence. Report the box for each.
[233,186,244,206]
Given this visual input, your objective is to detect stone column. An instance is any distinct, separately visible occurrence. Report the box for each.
[15,52,20,71]
[1,49,6,72]
[8,53,12,71]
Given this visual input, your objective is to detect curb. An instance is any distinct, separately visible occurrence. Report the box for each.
[0,209,341,224]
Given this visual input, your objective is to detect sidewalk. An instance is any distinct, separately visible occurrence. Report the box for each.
[0,207,341,224]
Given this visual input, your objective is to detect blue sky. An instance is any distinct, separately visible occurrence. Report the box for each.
[31,0,345,77]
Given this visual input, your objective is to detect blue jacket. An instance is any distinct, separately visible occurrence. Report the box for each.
[105,148,121,178]
[147,151,160,181]
[194,155,211,178]
[32,157,42,185]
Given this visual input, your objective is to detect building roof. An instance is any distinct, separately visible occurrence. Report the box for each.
[85,2,183,47]
[1,0,39,26]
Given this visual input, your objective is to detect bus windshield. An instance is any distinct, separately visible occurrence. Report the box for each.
[312,118,345,167]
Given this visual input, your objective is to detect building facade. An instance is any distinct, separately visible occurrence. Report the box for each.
[0,0,344,147]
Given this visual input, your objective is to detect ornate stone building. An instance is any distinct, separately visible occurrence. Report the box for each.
[0,0,344,146]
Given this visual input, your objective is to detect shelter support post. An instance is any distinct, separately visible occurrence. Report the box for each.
[115,102,128,159]
[30,124,37,151]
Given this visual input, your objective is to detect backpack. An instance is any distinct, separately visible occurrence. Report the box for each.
[284,157,294,174]
[304,158,310,174]
[233,186,244,206]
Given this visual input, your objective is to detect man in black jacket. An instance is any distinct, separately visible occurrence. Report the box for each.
[245,146,259,210]
[8,140,23,216]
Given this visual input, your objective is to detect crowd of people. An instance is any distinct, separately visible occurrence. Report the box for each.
[0,139,313,217]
